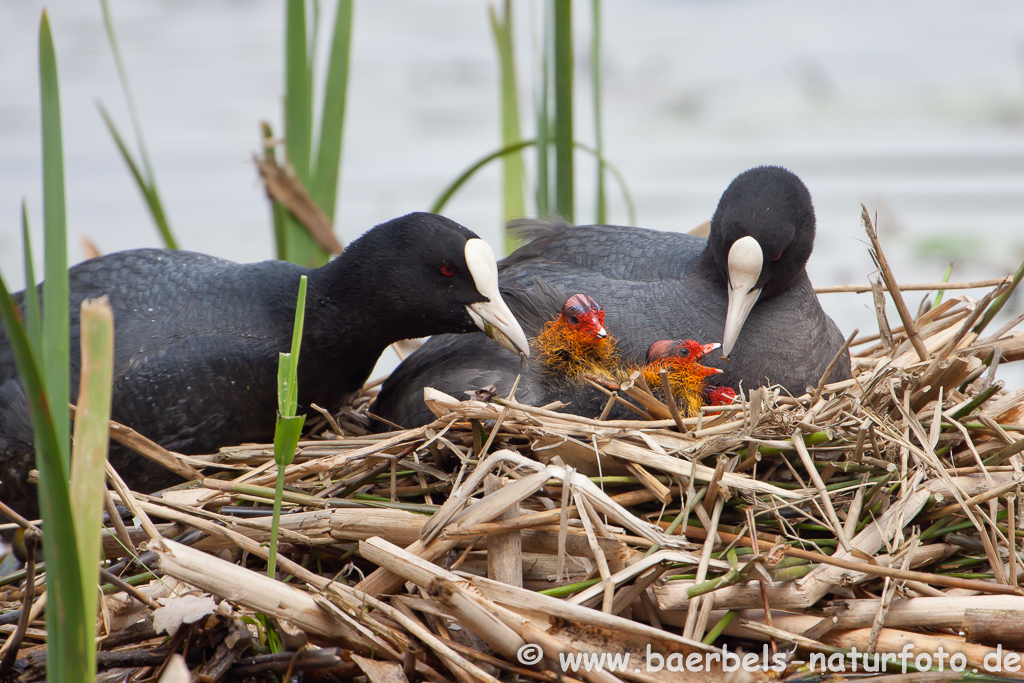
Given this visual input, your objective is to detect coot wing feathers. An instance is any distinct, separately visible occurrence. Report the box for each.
[503,223,706,282]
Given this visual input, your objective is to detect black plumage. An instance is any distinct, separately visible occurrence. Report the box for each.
[372,166,851,430]
[0,212,529,518]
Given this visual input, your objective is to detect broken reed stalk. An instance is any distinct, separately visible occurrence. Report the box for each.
[811,327,858,405]
[814,276,1011,294]
[862,204,929,361]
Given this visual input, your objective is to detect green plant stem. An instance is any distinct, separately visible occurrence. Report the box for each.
[40,11,70,477]
[951,381,1004,419]
[268,465,288,578]
[490,1,526,253]
[431,140,535,214]
[934,260,953,308]
[20,202,41,350]
[262,122,288,259]
[282,0,326,268]
[552,0,573,222]
[590,0,606,224]
[974,256,1024,335]
[98,0,177,249]
[268,276,308,578]
[285,0,312,185]
[431,139,634,222]
[535,3,551,218]
[703,611,736,644]
[539,577,600,597]
[310,0,353,222]
[0,15,91,680]
[98,105,176,249]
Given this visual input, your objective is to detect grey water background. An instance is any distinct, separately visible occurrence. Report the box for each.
[2,0,1024,385]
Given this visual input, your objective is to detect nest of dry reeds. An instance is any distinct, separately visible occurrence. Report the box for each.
[3,210,1024,682]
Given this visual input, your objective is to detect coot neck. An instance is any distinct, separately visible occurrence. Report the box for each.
[304,249,401,359]
[293,251,406,403]
[696,243,727,287]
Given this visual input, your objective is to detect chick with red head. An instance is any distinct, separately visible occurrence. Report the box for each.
[641,339,727,417]
[535,293,618,381]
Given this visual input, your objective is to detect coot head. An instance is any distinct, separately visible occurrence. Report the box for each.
[642,339,723,417]
[535,292,616,379]
[345,212,530,358]
[645,339,723,375]
[560,294,608,340]
[706,166,816,358]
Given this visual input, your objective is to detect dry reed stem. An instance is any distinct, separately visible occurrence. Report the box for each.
[862,205,929,361]
[815,276,1011,295]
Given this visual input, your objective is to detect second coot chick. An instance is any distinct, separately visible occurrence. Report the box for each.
[639,339,724,417]
[0,212,529,518]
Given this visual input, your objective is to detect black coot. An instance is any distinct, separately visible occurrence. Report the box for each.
[372,167,850,429]
[0,212,529,518]
[372,279,618,430]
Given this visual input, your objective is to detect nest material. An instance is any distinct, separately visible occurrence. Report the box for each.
[4,217,1024,681]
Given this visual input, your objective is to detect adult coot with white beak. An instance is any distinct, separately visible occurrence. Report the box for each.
[0,212,529,518]
[497,165,850,391]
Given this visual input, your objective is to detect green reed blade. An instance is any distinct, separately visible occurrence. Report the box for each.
[534,3,552,218]
[0,270,88,683]
[934,260,953,308]
[432,138,633,226]
[490,1,527,253]
[97,105,177,249]
[974,256,1024,336]
[21,202,41,351]
[36,15,93,679]
[98,0,178,249]
[431,139,634,226]
[431,139,535,215]
[282,0,328,268]
[280,275,308,417]
[285,0,312,184]
[39,10,70,477]
[552,0,574,223]
[310,0,353,224]
[590,0,606,224]
[574,141,636,225]
[269,275,309,577]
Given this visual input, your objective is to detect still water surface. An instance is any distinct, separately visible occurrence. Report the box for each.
[2,0,1023,381]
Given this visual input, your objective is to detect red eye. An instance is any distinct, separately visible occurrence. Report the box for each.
[442,264,457,277]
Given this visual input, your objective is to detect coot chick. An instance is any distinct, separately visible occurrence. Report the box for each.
[534,293,616,382]
[639,339,723,417]
[0,212,529,519]
[497,165,851,393]
[372,281,620,429]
